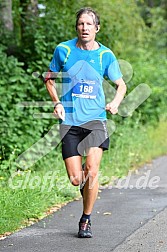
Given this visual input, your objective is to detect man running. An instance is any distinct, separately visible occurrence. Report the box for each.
[45,7,126,238]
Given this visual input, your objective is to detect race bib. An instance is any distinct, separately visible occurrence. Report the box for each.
[72,80,99,99]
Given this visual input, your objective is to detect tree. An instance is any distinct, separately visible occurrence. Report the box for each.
[0,0,13,32]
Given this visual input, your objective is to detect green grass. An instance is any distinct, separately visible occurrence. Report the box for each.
[0,158,79,236]
[0,182,78,235]
[0,119,167,236]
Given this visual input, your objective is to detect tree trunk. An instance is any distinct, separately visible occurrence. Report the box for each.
[0,0,13,32]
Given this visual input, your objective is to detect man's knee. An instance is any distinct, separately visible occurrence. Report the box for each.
[85,164,99,179]
[70,179,80,186]
[69,172,83,186]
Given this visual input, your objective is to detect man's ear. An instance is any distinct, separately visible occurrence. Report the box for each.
[96,25,100,33]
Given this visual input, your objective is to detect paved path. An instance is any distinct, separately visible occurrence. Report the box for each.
[0,156,167,252]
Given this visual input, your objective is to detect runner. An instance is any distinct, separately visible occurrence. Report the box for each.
[45,7,126,238]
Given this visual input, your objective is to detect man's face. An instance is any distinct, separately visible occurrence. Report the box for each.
[76,13,99,43]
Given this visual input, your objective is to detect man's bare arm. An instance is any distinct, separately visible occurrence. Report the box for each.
[45,78,65,121]
[106,78,127,114]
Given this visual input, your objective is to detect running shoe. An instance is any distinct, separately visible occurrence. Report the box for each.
[78,219,92,238]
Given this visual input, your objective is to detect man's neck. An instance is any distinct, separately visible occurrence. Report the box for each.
[76,40,99,51]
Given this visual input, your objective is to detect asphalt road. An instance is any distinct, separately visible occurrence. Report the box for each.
[1,156,167,252]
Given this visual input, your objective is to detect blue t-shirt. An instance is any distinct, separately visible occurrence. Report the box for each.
[49,38,122,126]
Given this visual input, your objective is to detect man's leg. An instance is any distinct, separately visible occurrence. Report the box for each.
[64,156,83,186]
[83,147,103,214]
[77,147,103,238]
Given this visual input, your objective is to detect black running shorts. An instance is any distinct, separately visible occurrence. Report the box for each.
[60,120,109,160]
